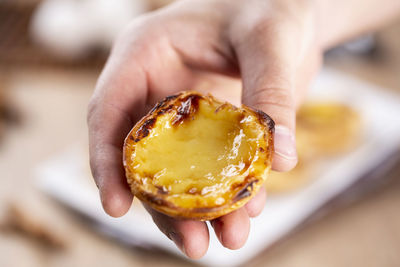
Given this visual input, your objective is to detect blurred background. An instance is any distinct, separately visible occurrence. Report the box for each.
[0,0,399,266]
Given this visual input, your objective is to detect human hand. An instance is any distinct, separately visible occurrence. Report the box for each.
[88,0,321,259]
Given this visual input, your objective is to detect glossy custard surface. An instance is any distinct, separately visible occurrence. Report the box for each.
[131,100,263,206]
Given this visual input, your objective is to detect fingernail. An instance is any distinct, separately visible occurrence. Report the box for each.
[274,125,297,160]
[169,232,186,255]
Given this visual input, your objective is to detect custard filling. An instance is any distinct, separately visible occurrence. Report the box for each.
[131,100,263,199]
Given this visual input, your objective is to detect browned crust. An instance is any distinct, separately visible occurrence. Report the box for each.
[133,118,156,142]
[171,94,201,125]
[130,92,206,144]
[129,176,264,220]
[232,177,260,202]
[246,106,275,135]
[123,91,274,220]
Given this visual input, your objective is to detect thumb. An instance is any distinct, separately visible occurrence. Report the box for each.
[233,23,299,172]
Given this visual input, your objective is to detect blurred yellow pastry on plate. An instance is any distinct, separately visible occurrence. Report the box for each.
[265,102,361,194]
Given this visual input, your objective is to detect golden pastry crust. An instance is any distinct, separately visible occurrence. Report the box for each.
[123,91,274,220]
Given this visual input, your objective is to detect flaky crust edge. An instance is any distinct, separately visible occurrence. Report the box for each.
[123,91,274,220]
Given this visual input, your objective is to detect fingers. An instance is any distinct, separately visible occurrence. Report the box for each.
[209,187,263,250]
[88,28,149,217]
[244,186,267,217]
[144,205,209,259]
[145,204,253,255]
[88,104,135,217]
[232,21,302,172]
[211,207,250,250]
[210,190,264,251]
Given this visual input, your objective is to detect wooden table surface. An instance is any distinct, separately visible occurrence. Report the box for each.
[0,18,399,267]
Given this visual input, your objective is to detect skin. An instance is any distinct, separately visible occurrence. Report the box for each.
[87,0,400,259]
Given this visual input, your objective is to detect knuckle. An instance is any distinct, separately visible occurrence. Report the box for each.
[252,87,295,110]
[250,86,295,111]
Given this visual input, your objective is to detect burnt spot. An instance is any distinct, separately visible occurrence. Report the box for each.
[258,147,265,153]
[231,175,253,190]
[157,108,168,116]
[129,135,134,141]
[232,179,259,202]
[171,94,201,125]
[149,94,180,114]
[235,187,252,200]
[134,118,156,142]
[255,109,275,132]
[164,94,180,102]
[149,101,164,114]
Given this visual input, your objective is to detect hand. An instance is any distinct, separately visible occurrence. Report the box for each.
[88,0,321,259]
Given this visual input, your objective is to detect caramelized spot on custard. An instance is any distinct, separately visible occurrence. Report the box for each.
[150,94,179,113]
[135,118,156,142]
[171,94,201,125]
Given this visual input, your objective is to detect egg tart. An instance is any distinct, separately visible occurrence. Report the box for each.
[123,92,274,220]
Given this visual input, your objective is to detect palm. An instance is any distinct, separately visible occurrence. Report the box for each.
[122,19,241,113]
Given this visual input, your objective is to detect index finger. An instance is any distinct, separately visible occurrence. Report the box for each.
[87,36,148,217]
